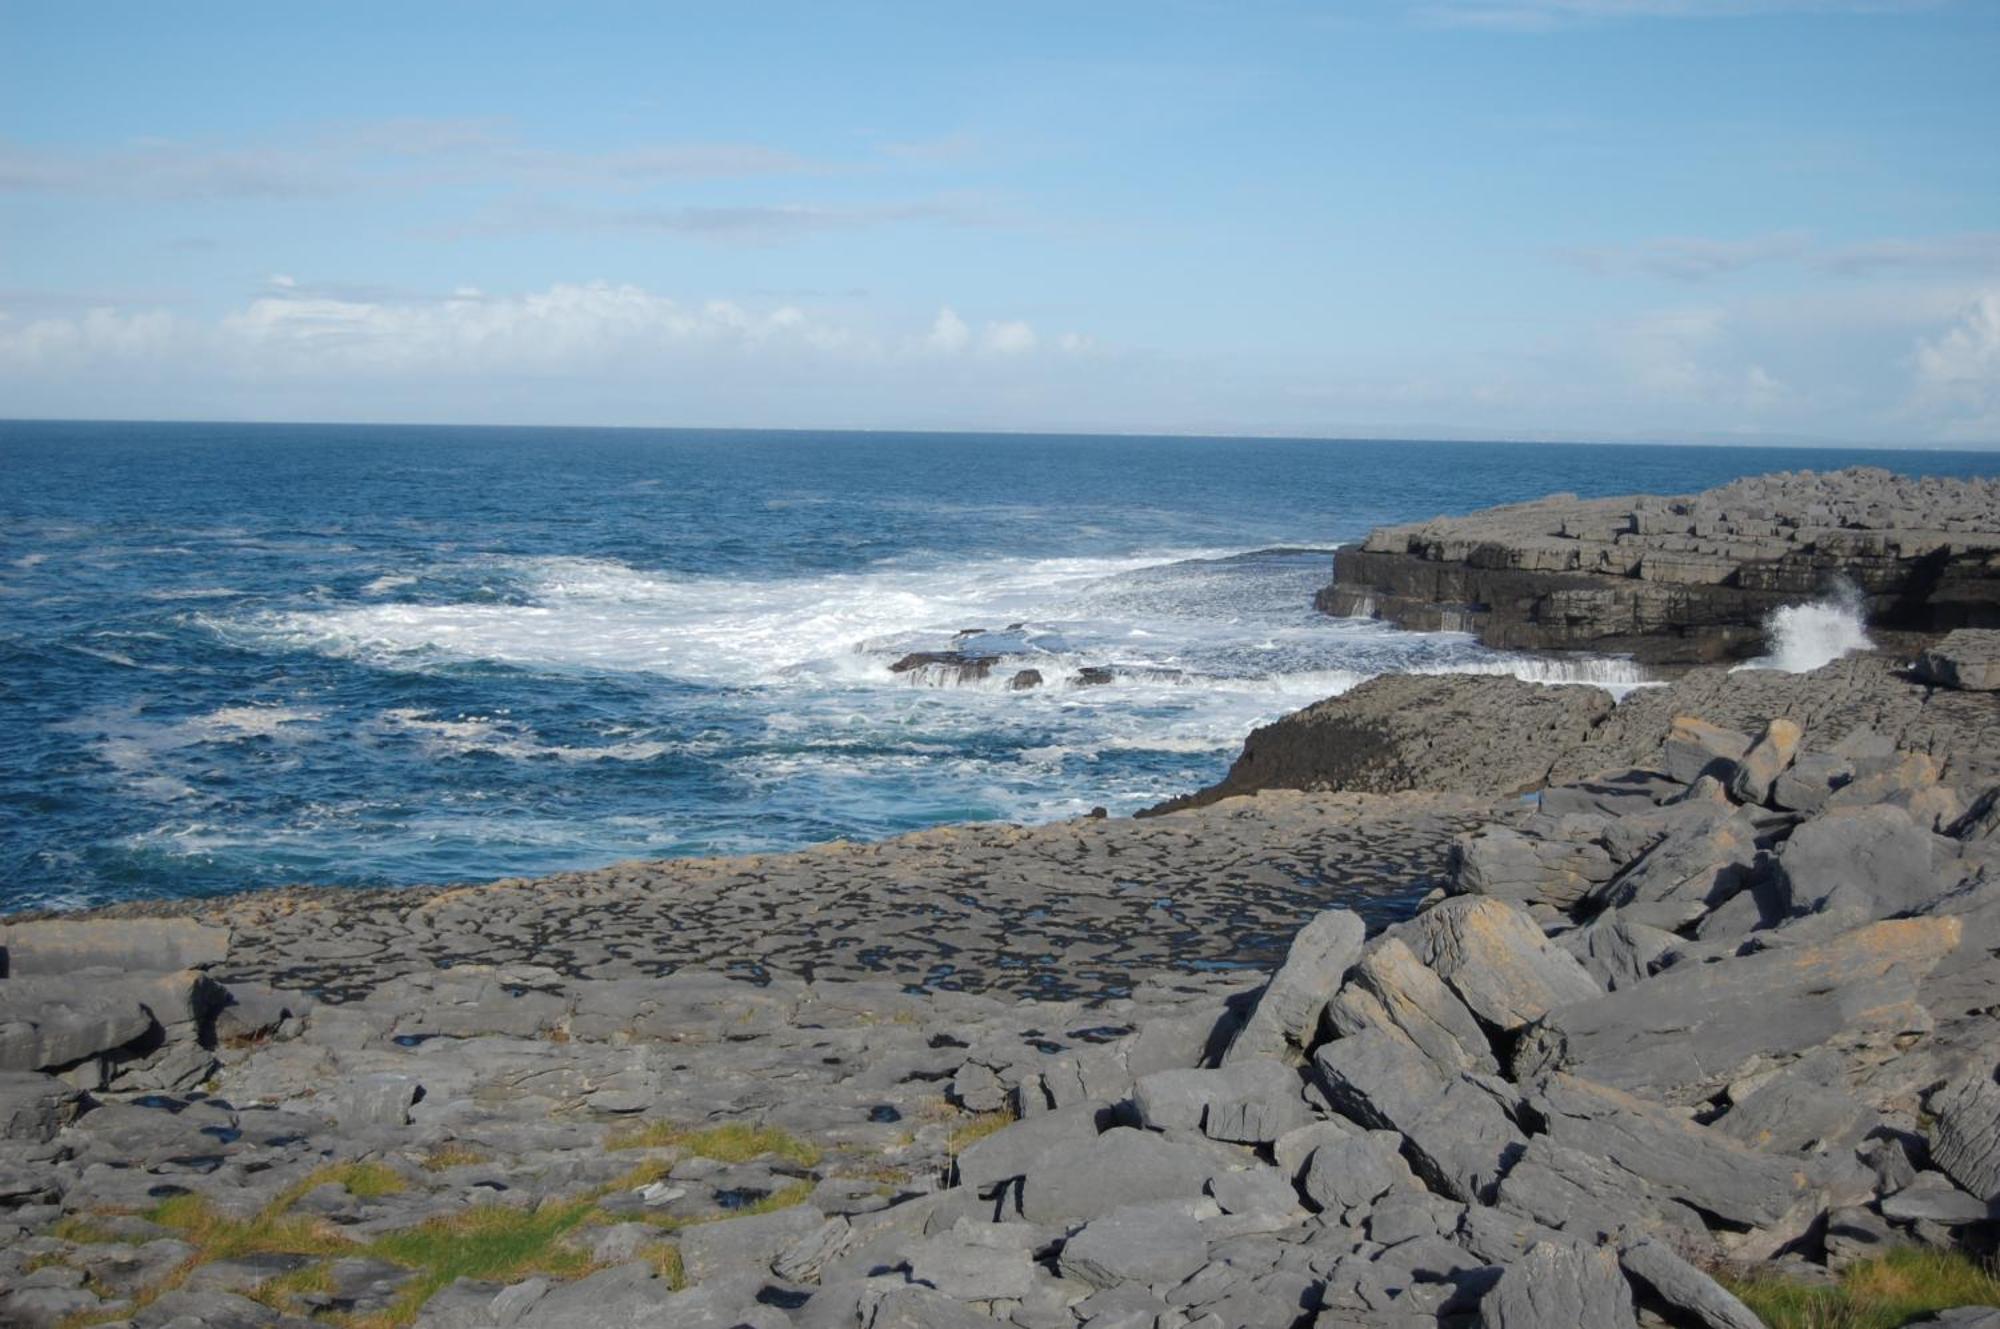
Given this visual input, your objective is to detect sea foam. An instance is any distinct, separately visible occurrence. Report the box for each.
[1735,584,1874,673]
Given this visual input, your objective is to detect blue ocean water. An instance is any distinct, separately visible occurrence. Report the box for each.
[5,420,1999,911]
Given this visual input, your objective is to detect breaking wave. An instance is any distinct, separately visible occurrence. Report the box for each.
[1735,583,1873,673]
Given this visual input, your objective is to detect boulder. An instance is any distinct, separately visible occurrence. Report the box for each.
[1449,818,1617,911]
[1514,917,1962,1101]
[1528,1074,1815,1229]
[1557,918,1677,992]
[1300,1129,1418,1221]
[1728,718,1803,805]
[1479,1241,1638,1329]
[1391,897,1599,1033]
[1323,936,1497,1075]
[1772,751,1855,813]
[1928,1063,2000,1204]
[0,1070,80,1142]
[676,1205,825,1285]
[1223,908,1365,1064]
[1313,1029,1525,1203]
[1057,1202,1210,1290]
[1617,1238,1764,1329]
[1586,805,1761,931]
[1132,1059,1311,1144]
[1015,1127,1221,1224]
[1917,629,2000,691]
[0,918,229,976]
[1661,718,1752,786]
[1779,804,1944,927]
[952,1100,1111,1194]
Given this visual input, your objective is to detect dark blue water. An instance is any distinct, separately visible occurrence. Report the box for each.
[5,420,1997,911]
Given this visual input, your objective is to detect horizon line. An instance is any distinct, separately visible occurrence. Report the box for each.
[2,416,1995,454]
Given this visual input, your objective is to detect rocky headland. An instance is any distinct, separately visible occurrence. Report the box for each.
[8,486,2000,1329]
[1318,468,2000,665]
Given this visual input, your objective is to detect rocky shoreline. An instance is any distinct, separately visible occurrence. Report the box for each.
[8,489,2000,1328]
[1318,468,2000,665]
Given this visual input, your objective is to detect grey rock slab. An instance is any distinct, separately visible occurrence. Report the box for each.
[906,1232,1037,1300]
[1313,1029,1524,1203]
[1716,1056,1875,1156]
[1586,802,1759,931]
[1728,718,1804,806]
[1132,1059,1310,1143]
[1557,917,1677,993]
[0,918,230,975]
[1324,935,1497,1075]
[1480,1240,1638,1329]
[1057,1201,1211,1291]
[1016,1126,1223,1224]
[1773,751,1855,813]
[1530,1074,1815,1229]
[1661,718,1753,786]
[1223,907,1365,1064]
[1780,804,1943,927]
[1300,1130,1417,1220]
[1916,629,2000,691]
[1206,1163,1304,1219]
[952,1099,1109,1193]
[868,1285,1006,1329]
[0,1071,80,1142]
[1928,1062,2000,1203]
[1617,1237,1763,1329]
[1389,896,1599,1033]
[1448,818,1617,911]
[1514,917,1963,1101]
[0,1286,103,1328]
[677,1204,827,1285]
[1881,1171,1992,1224]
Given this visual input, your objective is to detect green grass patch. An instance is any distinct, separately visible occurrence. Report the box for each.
[346,1199,599,1327]
[603,1120,820,1167]
[1722,1248,2000,1329]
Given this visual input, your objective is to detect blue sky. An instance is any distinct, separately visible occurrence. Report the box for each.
[2,1,1996,443]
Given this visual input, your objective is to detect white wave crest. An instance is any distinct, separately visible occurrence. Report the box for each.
[1734,585,1873,673]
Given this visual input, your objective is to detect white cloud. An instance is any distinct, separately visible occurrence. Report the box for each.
[926,307,970,353]
[1911,290,2000,440]
[982,320,1038,355]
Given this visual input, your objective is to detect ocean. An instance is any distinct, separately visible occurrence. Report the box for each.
[5,420,1998,912]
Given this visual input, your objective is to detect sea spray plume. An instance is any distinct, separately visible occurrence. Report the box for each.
[1735,579,1873,673]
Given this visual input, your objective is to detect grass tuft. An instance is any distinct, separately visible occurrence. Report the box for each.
[945,1109,1016,1154]
[419,1143,490,1173]
[603,1120,821,1167]
[1722,1247,2000,1329]
[348,1199,599,1327]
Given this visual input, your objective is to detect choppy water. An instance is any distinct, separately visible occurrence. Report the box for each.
[5,421,1996,910]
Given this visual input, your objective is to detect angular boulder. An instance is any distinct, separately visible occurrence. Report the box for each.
[1391,897,1599,1033]
[1514,917,1962,1101]
[1223,908,1365,1064]
[1479,1241,1637,1329]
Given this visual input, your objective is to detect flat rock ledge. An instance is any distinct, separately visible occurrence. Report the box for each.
[7,669,2000,1326]
[1319,467,2000,664]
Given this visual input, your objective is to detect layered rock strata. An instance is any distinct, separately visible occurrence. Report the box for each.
[1319,467,2000,664]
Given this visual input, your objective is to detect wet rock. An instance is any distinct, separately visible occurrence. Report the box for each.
[889,651,995,686]
[1008,669,1043,691]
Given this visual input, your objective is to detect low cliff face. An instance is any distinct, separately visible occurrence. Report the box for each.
[1320,467,2000,665]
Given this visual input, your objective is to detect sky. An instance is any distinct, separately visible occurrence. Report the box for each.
[2,1,1997,444]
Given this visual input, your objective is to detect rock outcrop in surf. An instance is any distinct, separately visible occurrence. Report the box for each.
[1319,467,2000,665]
